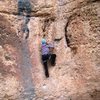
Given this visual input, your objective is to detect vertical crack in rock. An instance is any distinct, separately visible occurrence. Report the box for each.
[19,41,35,100]
[42,17,55,33]
[65,20,71,47]
[17,0,35,99]
[65,16,78,54]
[22,16,30,39]
[42,18,51,33]
[18,0,32,39]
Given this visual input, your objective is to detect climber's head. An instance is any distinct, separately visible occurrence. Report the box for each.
[41,38,46,44]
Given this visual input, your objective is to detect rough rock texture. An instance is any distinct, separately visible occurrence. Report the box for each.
[0,0,100,100]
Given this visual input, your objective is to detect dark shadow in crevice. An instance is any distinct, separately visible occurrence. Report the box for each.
[65,20,71,47]
[87,0,100,3]
[64,12,79,47]
[18,0,32,16]
[43,19,49,32]
[54,37,63,42]
[64,16,78,55]
[42,17,55,32]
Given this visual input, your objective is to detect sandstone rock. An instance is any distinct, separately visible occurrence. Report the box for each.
[0,0,100,100]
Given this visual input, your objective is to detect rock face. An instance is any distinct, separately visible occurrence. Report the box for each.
[0,0,100,100]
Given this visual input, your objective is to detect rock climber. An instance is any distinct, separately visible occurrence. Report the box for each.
[41,38,56,78]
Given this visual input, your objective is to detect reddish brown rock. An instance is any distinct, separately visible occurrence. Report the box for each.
[0,0,100,100]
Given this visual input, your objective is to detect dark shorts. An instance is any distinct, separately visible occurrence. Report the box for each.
[42,54,56,65]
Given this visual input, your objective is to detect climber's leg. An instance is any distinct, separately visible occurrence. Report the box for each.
[43,61,49,78]
[50,54,56,66]
[42,55,49,78]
